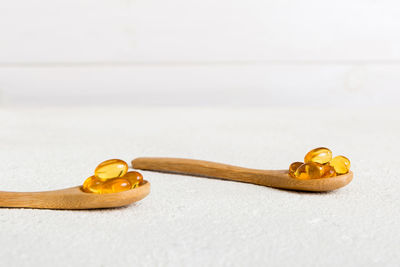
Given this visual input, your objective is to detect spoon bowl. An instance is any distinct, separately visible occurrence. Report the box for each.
[132,158,353,192]
[0,180,150,210]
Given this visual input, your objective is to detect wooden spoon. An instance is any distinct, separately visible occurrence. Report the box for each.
[0,180,150,210]
[132,158,353,192]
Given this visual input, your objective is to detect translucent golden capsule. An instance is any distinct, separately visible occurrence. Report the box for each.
[124,171,144,189]
[101,178,132,193]
[330,156,351,174]
[82,176,103,193]
[294,163,321,179]
[82,176,132,194]
[289,162,303,178]
[304,147,332,164]
[321,164,337,178]
[94,159,128,180]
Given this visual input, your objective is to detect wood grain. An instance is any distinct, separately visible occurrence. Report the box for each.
[132,158,353,192]
[0,180,150,210]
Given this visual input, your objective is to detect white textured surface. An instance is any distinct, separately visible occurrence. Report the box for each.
[0,107,399,266]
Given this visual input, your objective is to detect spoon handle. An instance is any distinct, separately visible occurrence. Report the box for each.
[0,190,59,209]
[132,157,287,187]
[0,183,151,209]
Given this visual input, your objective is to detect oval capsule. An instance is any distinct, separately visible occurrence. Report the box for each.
[330,156,351,174]
[101,178,132,193]
[94,159,128,180]
[83,177,132,194]
[304,147,332,164]
[124,171,144,188]
[321,164,337,178]
[294,162,324,179]
[82,176,104,193]
[289,162,303,178]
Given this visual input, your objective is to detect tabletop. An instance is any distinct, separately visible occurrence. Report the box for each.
[0,107,399,266]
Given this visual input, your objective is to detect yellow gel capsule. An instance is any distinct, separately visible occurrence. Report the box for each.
[294,163,323,179]
[94,159,128,180]
[304,147,332,164]
[82,176,103,193]
[123,171,144,189]
[101,178,132,193]
[321,164,337,178]
[308,162,335,178]
[82,176,131,194]
[289,162,303,178]
[330,156,351,174]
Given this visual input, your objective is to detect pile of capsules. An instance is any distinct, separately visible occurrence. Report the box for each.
[82,159,144,194]
[289,147,351,179]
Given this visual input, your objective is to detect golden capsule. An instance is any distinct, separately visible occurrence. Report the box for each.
[94,159,128,180]
[101,178,132,193]
[82,176,132,194]
[82,176,103,193]
[321,164,337,178]
[304,147,332,164]
[123,171,144,189]
[294,163,323,179]
[330,156,351,174]
[289,162,303,178]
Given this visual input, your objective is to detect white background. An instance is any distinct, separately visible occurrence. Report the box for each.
[1,0,399,106]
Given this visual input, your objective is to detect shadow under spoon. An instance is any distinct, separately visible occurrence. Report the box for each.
[0,180,150,210]
[132,158,353,192]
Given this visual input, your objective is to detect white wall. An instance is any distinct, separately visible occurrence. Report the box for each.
[0,0,399,106]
